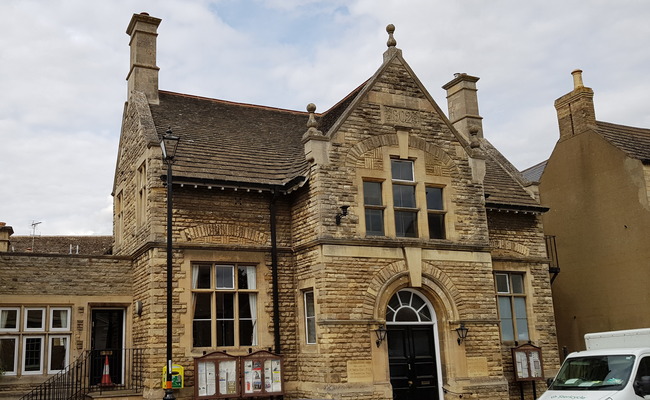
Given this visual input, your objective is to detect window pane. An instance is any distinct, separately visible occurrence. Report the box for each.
[419,306,432,322]
[193,320,211,347]
[395,308,418,322]
[0,338,16,373]
[216,293,234,319]
[495,274,509,293]
[24,337,42,372]
[304,291,316,344]
[0,309,17,330]
[426,187,443,210]
[216,320,235,347]
[393,184,416,208]
[514,297,529,340]
[511,274,525,294]
[365,209,384,235]
[498,297,514,341]
[194,293,212,319]
[216,265,234,289]
[51,309,69,329]
[305,291,315,318]
[391,160,414,181]
[517,319,530,341]
[395,211,417,237]
[49,337,68,371]
[363,181,382,206]
[239,293,253,319]
[193,264,211,289]
[398,290,412,306]
[306,317,316,344]
[428,213,445,239]
[239,320,255,346]
[238,266,256,290]
[26,309,44,330]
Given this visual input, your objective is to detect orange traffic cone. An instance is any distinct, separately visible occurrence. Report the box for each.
[100,355,114,387]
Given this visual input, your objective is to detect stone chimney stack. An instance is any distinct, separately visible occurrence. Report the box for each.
[442,73,483,140]
[554,69,596,141]
[126,13,161,105]
[0,222,14,252]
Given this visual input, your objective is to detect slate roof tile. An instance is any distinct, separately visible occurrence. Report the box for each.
[147,90,538,209]
[150,91,312,187]
[482,140,540,208]
[596,121,650,163]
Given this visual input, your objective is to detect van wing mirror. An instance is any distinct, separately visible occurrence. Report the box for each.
[546,377,554,388]
[634,376,650,397]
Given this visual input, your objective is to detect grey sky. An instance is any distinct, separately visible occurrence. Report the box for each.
[1,0,649,235]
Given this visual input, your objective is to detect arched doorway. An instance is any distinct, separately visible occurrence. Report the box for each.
[386,289,442,400]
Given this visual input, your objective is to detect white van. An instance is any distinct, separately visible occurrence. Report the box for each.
[539,329,650,399]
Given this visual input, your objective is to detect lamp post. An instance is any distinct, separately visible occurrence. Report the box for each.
[160,129,180,400]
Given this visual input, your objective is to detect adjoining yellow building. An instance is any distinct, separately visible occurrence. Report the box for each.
[535,70,650,355]
[0,13,559,400]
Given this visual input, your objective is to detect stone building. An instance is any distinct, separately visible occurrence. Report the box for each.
[530,70,650,354]
[0,12,559,400]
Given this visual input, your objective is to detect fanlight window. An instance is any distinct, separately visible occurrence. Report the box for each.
[386,290,432,322]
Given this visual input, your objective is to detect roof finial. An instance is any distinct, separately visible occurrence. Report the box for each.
[386,24,396,48]
[306,103,318,129]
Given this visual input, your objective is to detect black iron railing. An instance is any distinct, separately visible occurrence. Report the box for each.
[20,348,144,400]
[545,235,561,284]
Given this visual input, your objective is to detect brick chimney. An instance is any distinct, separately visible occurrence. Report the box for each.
[442,73,483,140]
[126,12,162,104]
[0,222,14,252]
[554,69,596,141]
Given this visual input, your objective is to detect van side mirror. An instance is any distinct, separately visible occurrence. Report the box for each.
[546,377,554,388]
[634,376,650,397]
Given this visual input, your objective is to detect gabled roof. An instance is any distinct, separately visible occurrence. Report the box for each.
[521,160,547,184]
[596,121,650,164]
[140,48,538,210]
[482,140,545,212]
[520,120,650,184]
[149,91,312,190]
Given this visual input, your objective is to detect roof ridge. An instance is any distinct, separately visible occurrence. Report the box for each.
[158,90,313,116]
[596,120,650,134]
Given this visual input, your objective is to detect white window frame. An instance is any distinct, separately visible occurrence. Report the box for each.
[0,307,20,332]
[49,308,71,332]
[24,308,45,332]
[22,335,44,375]
[47,335,70,374]
[192,263,258,348]
[0,336,19,375]
[304,290,316,344]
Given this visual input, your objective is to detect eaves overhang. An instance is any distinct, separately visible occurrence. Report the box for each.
[485,202,549,215]
[160,174,308,195]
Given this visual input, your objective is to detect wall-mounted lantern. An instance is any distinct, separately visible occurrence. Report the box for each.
[335,205,349,225]
[375,325,388,347]
[456,323,469,345]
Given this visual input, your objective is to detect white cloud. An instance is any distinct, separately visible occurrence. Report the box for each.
[1,0,649,234]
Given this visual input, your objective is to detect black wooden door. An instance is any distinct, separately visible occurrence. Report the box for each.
[90,309,124,385]
[388,325,438,400]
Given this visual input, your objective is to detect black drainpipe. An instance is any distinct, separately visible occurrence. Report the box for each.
[270,190,281,354]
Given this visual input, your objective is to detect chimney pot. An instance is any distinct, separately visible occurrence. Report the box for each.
[572,69,584,89]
